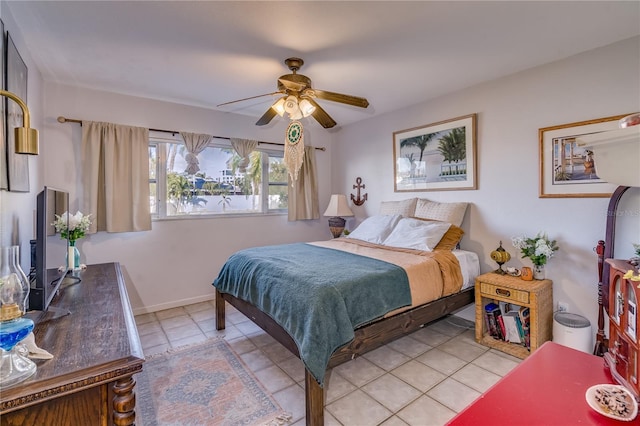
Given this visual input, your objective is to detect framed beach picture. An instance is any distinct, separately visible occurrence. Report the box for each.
[538,114,631,198]
[393,113,477,192]
[6,31,29,192]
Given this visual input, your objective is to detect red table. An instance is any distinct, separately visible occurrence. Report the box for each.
[448,341,636,425]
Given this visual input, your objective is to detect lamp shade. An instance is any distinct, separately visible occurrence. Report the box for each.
[284,95,299,115]
[323,194,354,217]
[272,97,286,117]
[299,99,316,117]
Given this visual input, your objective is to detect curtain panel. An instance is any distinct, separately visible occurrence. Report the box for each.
[230,138,258,173]
[288,145,319,221]
[180,132,213,175]
[81,121,151,233]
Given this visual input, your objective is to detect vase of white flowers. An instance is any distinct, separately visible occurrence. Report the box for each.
[53,211,92,270]
[511,233,559,280]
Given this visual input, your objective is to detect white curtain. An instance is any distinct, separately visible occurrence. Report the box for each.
[81,121,151,233]
[288,146,319,221]
[230,138,258,173]
[180,132,213,175]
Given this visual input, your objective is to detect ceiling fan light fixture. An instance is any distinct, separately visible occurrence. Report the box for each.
[272,97,286,116]
[289,109,303,120]
[299,99,316,117]
[284,95,299,115]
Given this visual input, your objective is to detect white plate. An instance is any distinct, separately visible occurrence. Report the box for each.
[585,384,638,421]
[506,268,521,277]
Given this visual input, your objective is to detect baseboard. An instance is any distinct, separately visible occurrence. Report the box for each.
[133,294,215,316]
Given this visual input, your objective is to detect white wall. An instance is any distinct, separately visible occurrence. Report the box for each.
[333,36,640,328]
[0,3,45,275]
[42,83,334,314]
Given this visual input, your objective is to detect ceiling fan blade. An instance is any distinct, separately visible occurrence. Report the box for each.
[306,98,337,129]
[307,89,369,108]
[256,107,278,126]
[217,92,281,107]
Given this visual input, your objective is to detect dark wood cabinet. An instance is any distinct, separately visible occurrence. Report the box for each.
[0,263,144,426]
[605,259,640,401]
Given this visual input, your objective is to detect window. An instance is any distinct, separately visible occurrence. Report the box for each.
[149,137,287,218]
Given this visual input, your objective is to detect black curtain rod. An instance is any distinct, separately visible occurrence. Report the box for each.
[56,116,325,151]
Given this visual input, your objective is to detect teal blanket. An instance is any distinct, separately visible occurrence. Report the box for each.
[213,243,411,385]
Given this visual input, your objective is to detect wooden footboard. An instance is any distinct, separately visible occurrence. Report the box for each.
[215,287,474,425]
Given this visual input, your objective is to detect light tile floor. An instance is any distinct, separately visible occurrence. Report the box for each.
[135,301,522,426]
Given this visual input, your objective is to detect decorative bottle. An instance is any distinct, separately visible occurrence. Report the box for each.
[0,245,37,387]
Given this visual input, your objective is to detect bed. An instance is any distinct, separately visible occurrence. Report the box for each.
[213,199,479,425]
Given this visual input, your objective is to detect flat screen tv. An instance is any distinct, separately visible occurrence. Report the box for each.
[29,186,69,312]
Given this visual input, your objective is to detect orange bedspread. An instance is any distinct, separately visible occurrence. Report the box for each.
[309,238,463,316]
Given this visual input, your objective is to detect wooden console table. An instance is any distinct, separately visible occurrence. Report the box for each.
[0,263,144,426]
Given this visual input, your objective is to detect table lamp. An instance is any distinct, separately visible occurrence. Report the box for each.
[323,194,354,238]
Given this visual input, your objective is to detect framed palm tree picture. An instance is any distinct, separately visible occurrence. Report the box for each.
[393,113,477,192]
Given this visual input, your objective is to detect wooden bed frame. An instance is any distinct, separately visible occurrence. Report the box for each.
[215,286,474,425]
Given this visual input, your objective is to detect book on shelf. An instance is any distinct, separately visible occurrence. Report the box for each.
[485,301,530,346]
[496,314,506,341]
[503,311,522,343]
[484,302,502,340]
[519,306,531,348]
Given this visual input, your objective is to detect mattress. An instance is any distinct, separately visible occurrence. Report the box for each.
[453,249,480,290]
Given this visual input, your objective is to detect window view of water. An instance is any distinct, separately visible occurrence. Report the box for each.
[150,142,287,217]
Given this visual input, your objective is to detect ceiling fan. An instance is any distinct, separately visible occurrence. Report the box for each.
[217,57,369,129]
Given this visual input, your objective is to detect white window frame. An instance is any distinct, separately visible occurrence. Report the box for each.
[149,134,287,219]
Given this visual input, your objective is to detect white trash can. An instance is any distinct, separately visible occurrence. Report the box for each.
[553,312,592,353]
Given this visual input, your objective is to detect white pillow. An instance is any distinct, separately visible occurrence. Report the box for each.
[379,198,417,217]
[346,214,402,244]
[414,199,468,227]
[382,217,451,251]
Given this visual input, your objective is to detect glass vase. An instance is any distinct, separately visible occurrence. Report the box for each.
[0,246,30,315]
[67,241,81,271]
[533,264,545,280]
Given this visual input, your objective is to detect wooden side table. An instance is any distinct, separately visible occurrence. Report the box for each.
[475,272,553,359]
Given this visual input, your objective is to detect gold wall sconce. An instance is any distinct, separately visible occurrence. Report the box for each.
[350,177,367,206]
[1,90,39,155]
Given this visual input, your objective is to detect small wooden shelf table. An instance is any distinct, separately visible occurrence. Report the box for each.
[475,272,553,359]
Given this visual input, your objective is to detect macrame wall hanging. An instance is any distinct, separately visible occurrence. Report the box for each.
[284,120,305,184]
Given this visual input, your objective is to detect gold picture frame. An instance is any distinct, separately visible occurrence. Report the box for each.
[0,19,6,190]
[6,31,29,192]
[393,113,477,192]
[538,114,632,198]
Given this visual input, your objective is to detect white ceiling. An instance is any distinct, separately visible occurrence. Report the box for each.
[6,1,640,130]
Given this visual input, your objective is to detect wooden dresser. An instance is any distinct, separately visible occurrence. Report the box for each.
[0,263,144,426]
[604,258,640,401]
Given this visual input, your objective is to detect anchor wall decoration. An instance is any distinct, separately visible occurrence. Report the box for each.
[350,177,368,206]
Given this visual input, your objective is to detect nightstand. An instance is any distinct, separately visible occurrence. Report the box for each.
[475,272,553,359]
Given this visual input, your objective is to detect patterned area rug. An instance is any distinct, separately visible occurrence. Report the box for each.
[136,338,290,426]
